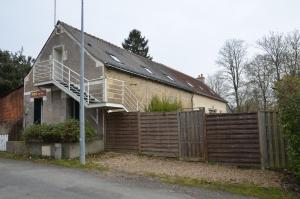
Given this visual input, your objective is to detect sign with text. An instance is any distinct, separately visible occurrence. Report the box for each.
[30,90,46,98]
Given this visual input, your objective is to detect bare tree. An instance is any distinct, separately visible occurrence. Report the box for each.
[206,71,230,99]
[246,55,274,110]
[216,39,247,112]
[285,30,300,76]
[257,32,287,81]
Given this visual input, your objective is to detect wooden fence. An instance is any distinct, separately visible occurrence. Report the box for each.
[179,111,206,161]
[206,113,260,166]
[105,112,139,152]
[105,110,287,168]
[140,112,179,157]
[258,111,288,169]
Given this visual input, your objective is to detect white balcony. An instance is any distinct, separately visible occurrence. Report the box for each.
[33,60,143,111]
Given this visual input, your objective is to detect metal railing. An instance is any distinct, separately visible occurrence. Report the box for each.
[33,59,143,111]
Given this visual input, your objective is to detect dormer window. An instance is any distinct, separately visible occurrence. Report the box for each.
[187,82,194,87]
[108,53,121,63]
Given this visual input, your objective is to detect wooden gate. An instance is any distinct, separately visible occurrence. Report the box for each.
[178,110,206,161]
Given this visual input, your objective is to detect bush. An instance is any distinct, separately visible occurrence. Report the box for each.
[145,95,182,112]
[23,119,96,144]
[275,76,300,180]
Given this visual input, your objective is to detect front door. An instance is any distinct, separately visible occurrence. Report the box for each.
[34,98,43,124]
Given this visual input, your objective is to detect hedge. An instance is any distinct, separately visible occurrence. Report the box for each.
[23,119,96,143]
[275,76,300,180]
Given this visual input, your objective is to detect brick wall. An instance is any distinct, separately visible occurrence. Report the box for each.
[0,86,24,123]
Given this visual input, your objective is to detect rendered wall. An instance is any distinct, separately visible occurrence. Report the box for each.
[106,68,227,113]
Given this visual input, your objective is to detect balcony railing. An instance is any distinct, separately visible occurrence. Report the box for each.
[33,60,144,111]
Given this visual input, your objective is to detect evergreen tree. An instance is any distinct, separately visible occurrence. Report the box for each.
[0,49,33,94]
[122,29,152,60]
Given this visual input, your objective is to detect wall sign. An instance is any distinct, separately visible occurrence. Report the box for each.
[30,90,46,98]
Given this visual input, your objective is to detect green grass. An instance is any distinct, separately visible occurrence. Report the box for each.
[0,151,108,172]
[146,173,297,199]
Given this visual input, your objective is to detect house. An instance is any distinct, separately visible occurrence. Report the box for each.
[24,21,227,137]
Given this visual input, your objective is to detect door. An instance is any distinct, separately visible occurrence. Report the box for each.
[53,46,64,81]
[179,110,206,161]
[34,98,43,124]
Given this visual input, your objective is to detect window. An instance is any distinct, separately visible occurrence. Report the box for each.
[143,67,153,74]
[187,82,194,87]
[108,53,121,63]
[166,75,174,81]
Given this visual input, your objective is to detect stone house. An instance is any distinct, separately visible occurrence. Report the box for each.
[24,21,227,138]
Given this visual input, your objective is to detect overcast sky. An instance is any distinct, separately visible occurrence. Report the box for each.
[1,0,300,77]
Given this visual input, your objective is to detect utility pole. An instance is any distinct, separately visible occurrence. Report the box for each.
[79,0,86,165]
[54,0,56,26]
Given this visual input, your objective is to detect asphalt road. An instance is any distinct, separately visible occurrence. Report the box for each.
[0,158,254,199]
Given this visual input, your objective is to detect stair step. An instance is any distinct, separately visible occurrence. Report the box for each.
[57,79,102,106]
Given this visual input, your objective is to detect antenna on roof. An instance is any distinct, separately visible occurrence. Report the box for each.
[54,0,57,27]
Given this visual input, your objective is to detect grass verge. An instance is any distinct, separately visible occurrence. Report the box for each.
[146,173,297,199]
[0,151,108,172]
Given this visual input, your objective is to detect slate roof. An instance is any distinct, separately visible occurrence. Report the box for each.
[59,21,226,103]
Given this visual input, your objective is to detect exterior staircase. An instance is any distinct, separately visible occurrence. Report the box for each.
[33,59,144,111]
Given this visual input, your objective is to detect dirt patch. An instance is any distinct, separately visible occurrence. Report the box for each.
[91,152,282,188]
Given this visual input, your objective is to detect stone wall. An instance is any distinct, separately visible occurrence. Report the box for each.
[6,140,104,159]
[106,68,227,113]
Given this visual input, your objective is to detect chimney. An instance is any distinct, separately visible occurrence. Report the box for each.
[196,74,205,82]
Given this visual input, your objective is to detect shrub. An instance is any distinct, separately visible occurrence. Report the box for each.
[23,119,96,144]
[275,76,300,180]
[145,95,182,112]
[60,119,96,143]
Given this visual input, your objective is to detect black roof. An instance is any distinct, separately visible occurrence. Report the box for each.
[59,21,226,103]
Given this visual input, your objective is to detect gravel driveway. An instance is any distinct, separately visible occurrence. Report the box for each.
[93,152,282,188]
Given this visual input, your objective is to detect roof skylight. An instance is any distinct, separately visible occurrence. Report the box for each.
[108,54,121,63]
[187,82,194,87]
[144,67,153,74]
[166,75,174,81]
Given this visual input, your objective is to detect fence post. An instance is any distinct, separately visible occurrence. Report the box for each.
[177,112,181,159]
[202,110,208,162]
[137,112,141,153]
[258,111,268,170]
